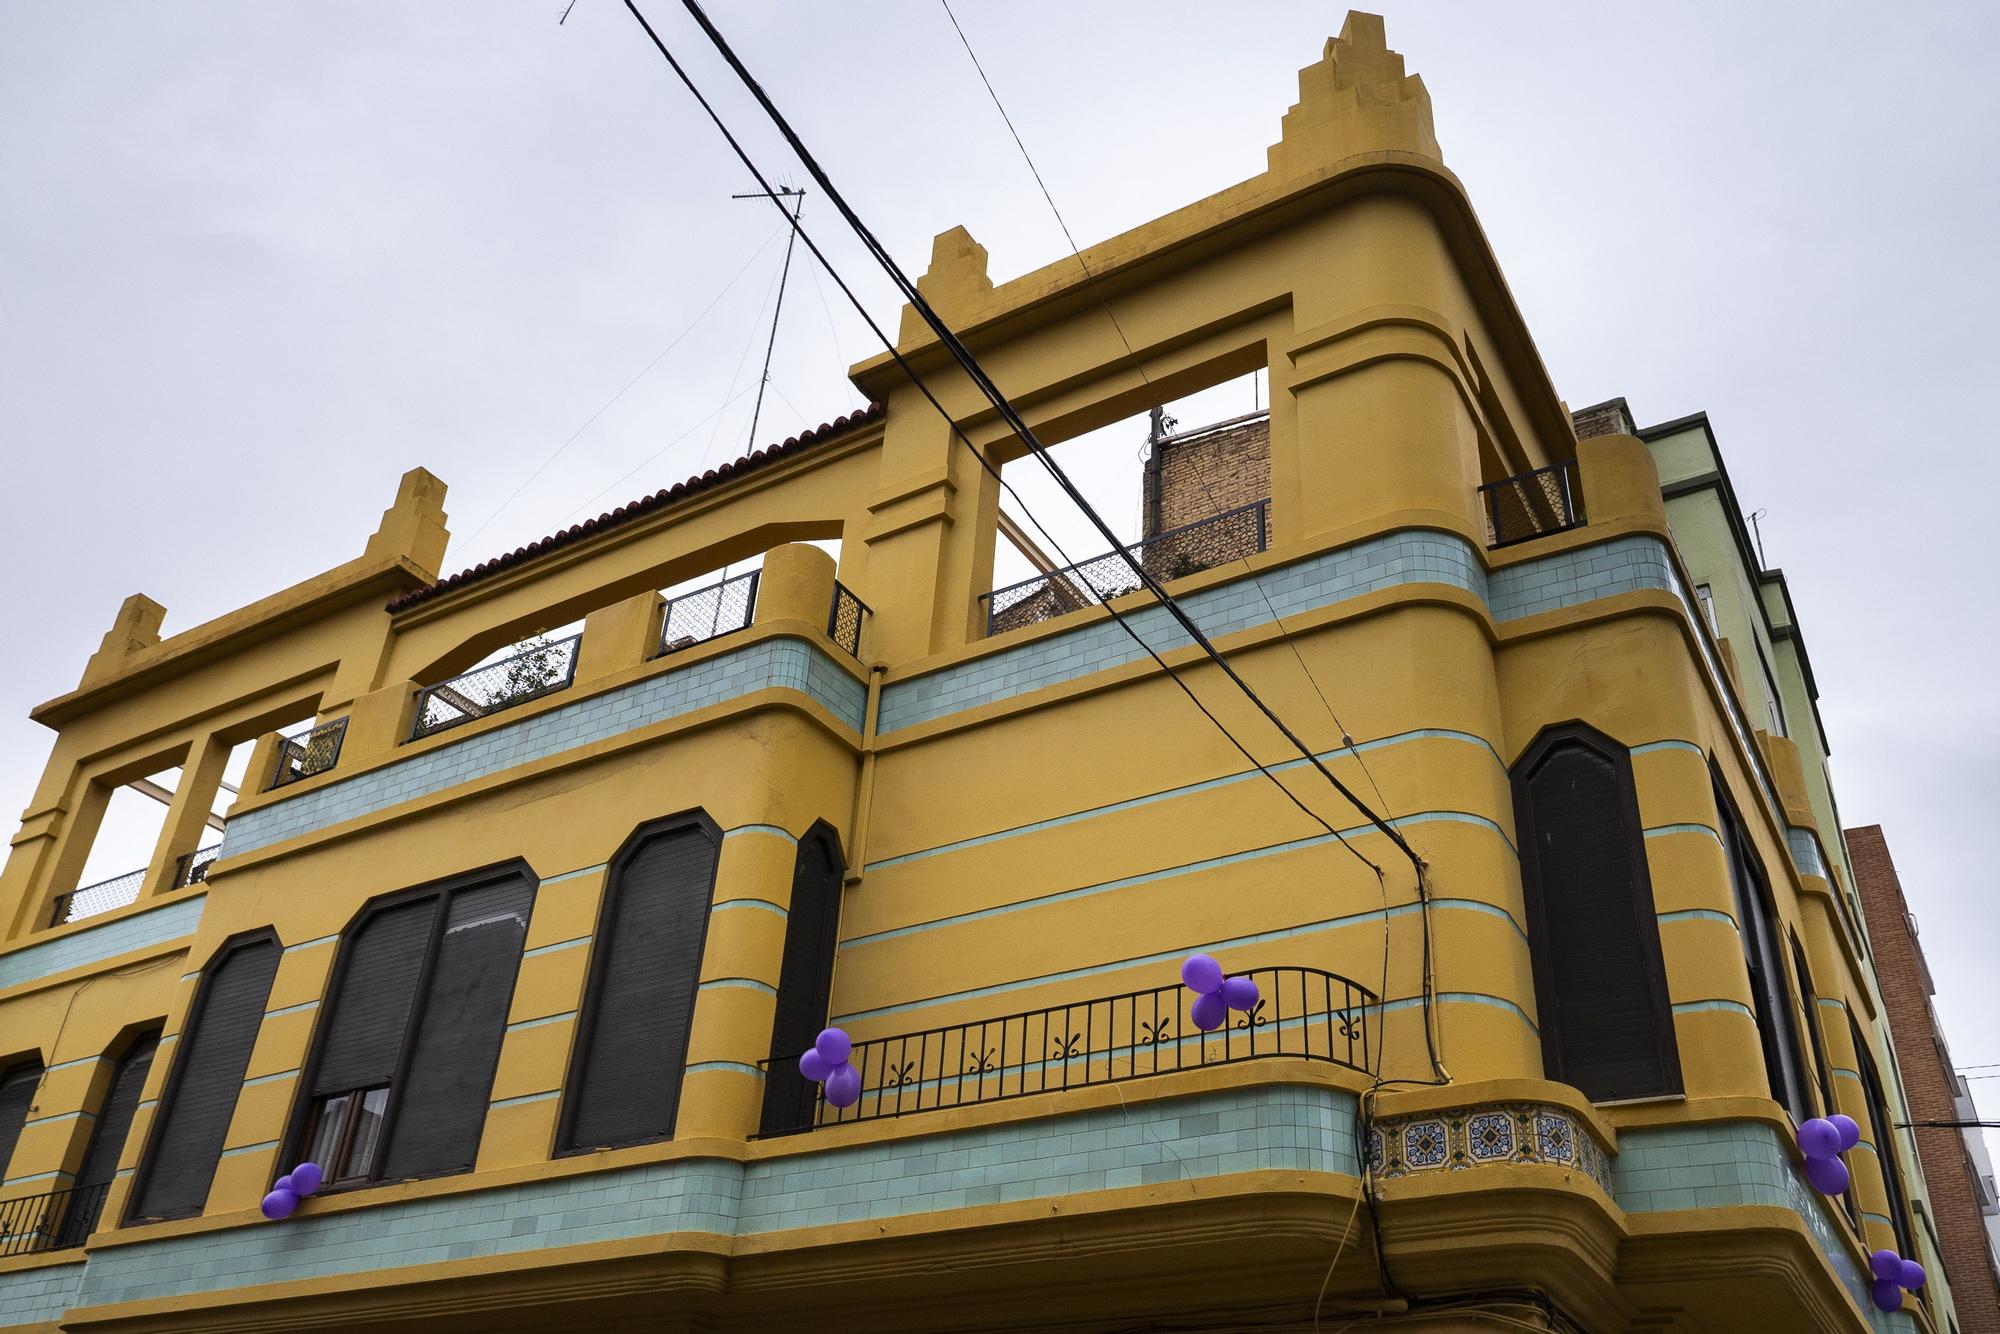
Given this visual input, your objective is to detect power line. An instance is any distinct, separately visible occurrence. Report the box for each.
[613,0,1383,874]
[657,0,1426,883]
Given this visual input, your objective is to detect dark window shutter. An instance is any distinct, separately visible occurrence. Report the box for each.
[131,938,280,1220]
[1853,1017,1919,1261]
[0,1060,44,1181]
[1513,730,1681,1101]
[1716,794,1812,1117]
[760,828,844,1135]
[562,822,719,1152]
[380,877,532,1178]
[311,898,437,1097]
[62,1033,158,1241]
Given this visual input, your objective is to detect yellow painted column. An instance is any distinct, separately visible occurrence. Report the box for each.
[141,734,231,898]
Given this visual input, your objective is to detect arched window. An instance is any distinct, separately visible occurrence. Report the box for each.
[128,933,280,1221]
[760,824,846,1136]
[1851,1016,1919,1262]
[292,867,535,1188]
[1714,781,1813,1118]
[1511,724,1681,1101]
[0,1057,44,1181]
[559,814,721,1154]
[63,1031,159,1242]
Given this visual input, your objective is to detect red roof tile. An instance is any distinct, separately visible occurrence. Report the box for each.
[385,403,884,613]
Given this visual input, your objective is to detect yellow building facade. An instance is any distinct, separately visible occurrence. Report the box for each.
[0,15,1950,1332]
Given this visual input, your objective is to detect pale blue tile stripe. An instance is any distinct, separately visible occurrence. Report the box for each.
[699,977,778,996]
[686,1060,765,1078]
[506,1010,576,1032]
[1644,822,1724,846]
[833,898,1523,1025]
[1817,996,1849,1012]
[243,1069,298,1088]
[264,1000,319,1018]
[23,1110,93,1127]
[1632,739,1705,758]
[867,730,1503,872]
[1834,1067,1863,1084]
[541,863,607,886]
[1861,1211,1894,1229]
[1657,908,1739,928]
[284,933,338,953]
[1671,999,1755,1017]
[524,936,588,958]
[44,1054,104,1073]
[846,811,1515,949]
[725,824,798,843]
[220,1140,278,1158]
[490,1090,560,1109]
[0,894,206,993]
[4,1170,75,1185]
[713,898,788,919]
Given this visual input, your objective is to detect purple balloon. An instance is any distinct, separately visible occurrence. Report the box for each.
[273,1174,295,1195]
[1830,1113,1862,1152]
[823,1061,861,1109]
[1221,975,1260,1013]
[1869,1249,1903,1283]
[798,1048,831,1082]
[1899,1259,1926,1291]
[290,1162,323,1197]
[1797,1117,1841,1161]
[260,1187,299,1221]
[1805,1154,1850,1196]
[1181,954,1224,996]
[1191,991,1228,1032]
[814,1027,851,1066]
[1871,1279,1903,1314]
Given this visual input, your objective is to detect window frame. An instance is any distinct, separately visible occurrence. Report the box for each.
[555,810,722,1157]
[0,1053,46,1183]
[1712,774,1814,1120]
[1511,722,1683,1102]
[282,862,537,1195]
[1851,1015,1921,1269]
[125,929,280,1223]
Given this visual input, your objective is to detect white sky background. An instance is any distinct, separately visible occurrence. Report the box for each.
[3,3,1997,1152]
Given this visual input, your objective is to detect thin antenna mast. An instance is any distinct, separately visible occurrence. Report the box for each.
[734,185,805,452]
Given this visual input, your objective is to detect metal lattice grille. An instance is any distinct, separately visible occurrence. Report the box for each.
[174,844,222,888]
[411,635,581,741]
[827,580,869,659]
[657,571,758,657]
[50,868,147,927]
[269,717,349,790]
[982,499,1269,637]
[1479,462,1584,548]
[0,1183,109,1258]
[757,964,1372,1137]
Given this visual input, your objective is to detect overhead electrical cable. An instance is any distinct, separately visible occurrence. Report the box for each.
[647,0,1427,885]
[613,0,1380,870]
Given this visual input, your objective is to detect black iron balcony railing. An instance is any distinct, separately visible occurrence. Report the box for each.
[410,634,582,741]
[658,571,759,657]
[757,964,1374,1137]
[47,866,147,928]
[980,499,1271,637]
[0,1181,110,1258]
[1479,462,1584,549]
[268,717,348,790]
[828,580,870,659]
[173,843,221,888]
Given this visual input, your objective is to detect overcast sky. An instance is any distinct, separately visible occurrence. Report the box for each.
[4,2,1996,1154]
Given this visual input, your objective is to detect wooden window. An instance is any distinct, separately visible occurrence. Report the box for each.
[1511,724,1681,1101]
[1714,783,1813,1118]
[291,868,534,1189]
[559,815,721,1154]
[128,935,280,1221]
[759,824,846,1136]
[0,1058,43,1181]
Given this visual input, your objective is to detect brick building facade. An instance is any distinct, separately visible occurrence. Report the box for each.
[1849,823,2000,1332]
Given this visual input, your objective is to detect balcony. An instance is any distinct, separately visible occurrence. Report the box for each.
[409,634,582,741]
[828,580,870,659]
[758,964,1374,1137]
[173,843,221,888]
[1478,462,1584,548]
[657,570,758,656]
[267,717,348,790]
[981,500,1271,637]
[0,1182,108,1258]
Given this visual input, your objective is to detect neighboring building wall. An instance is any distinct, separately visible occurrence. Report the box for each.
[1849,823,2000,1331]
[1141,412,1270,538]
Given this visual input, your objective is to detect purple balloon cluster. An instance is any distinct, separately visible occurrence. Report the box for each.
[799,1026,861,1109]
[1181,954,1259,1032]
[1796,1113,1862,1197]
[1867,1247,1927,1313]
[260,1160,324,1220]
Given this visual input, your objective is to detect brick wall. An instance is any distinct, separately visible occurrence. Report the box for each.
[1849,823,2000,1331]
[1570,398,1636,442]
[1142,414,1270,538]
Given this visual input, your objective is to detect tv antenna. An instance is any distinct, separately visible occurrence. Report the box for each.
[733,185,806,452]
